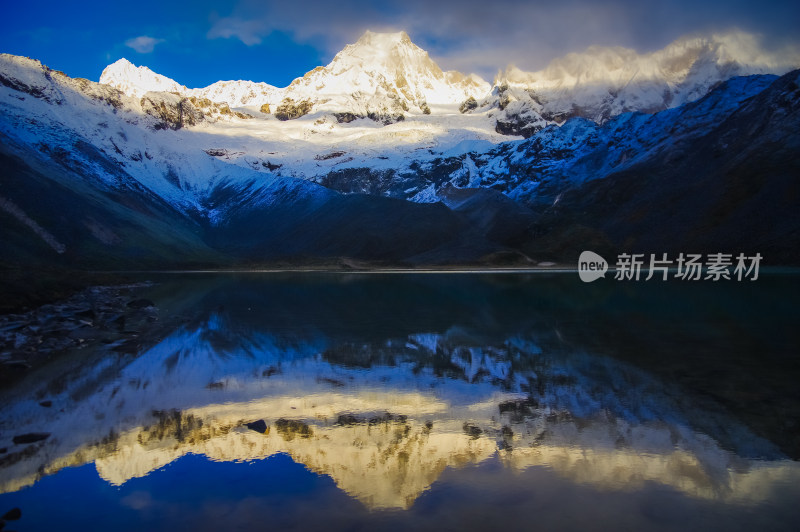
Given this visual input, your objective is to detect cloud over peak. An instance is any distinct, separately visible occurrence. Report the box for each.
[124,35,165,54]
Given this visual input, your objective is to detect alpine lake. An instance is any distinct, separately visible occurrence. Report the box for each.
[1,271,799,531]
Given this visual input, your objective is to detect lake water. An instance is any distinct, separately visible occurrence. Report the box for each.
[1,272,799,531]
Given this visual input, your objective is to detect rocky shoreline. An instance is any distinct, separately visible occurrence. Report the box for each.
[0,283,160,385]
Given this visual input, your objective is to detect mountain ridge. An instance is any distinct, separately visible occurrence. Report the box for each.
[1,30,799,269]
[98,30,799,128]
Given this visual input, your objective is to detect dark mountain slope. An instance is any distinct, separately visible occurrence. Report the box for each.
[525,70,800,263]
[0,137,223,270]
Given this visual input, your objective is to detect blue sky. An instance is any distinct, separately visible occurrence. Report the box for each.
[1,0,798,88]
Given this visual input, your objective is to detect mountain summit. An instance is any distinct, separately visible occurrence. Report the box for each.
[100,58,187,98]
[99,31,490,118]
[282,30,489,110]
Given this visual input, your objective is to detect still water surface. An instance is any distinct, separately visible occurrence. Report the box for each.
[1,272,799,531]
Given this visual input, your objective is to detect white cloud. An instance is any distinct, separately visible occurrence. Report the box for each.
[125,35,165,54]
[204,0,800,79]
[206,17,270,46]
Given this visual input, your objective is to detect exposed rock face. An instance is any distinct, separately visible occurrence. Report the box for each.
[274,97,313,121]
[494,112,546,137]
[139,93,203,130]
[459,96,478,113]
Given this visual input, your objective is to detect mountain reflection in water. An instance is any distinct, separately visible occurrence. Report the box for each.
[1,273,798,530]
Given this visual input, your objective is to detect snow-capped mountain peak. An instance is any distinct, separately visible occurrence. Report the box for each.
[97,32,490,115]
[283,30,490,111]
[99,59,281,109]
[100,58,187,99]
[480,30,800,135]
[187,79,282,108]
[497,31,798,92]
[337,30,417,64]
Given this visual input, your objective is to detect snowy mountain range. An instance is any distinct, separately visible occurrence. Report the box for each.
[100,31,490,115]
[1,30,799,268]
[99,30,798,128]
[486,31,800,135]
